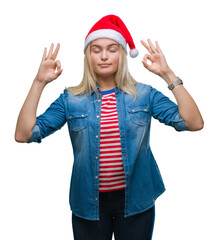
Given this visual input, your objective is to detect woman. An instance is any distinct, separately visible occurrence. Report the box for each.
[15,15,204,240]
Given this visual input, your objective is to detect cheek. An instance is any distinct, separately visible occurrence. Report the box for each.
[90,55,96,65]
[113,55,120,68]
[90,55,98,71]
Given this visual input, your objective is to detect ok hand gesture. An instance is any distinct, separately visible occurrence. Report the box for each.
[35,43,63,85]
[141,39,172,78]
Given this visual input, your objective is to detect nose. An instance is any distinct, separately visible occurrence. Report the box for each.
[101,50,108,61]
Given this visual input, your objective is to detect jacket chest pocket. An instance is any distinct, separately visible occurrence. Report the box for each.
[68,112,88,131]
[128,105,150,126]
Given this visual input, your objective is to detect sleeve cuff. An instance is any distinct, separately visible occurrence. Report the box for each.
[173,113,190,132]
[27,124,42,143]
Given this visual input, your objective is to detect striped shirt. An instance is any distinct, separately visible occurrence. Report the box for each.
[99,88,126,192]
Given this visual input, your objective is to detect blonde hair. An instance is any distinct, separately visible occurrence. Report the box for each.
[66,43,140,101]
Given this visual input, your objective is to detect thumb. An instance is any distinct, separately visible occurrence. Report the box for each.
[55,60,63,75]
[54,60,63,79]
[55,60,61,69]
[142,54,153,71]
[54,68,63,79]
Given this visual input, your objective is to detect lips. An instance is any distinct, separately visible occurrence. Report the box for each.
[99,63,111,67]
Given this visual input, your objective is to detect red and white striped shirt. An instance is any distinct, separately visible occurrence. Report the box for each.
[99,88,126,192]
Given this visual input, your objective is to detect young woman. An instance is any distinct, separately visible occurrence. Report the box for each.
[15,15,204,240]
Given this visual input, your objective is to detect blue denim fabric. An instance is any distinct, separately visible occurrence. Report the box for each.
[28,83,189,220]
[72,189,155,240]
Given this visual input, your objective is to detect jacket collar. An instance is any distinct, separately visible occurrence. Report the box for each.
[91,82,120,95]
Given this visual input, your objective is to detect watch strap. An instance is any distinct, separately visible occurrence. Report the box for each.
[168,77,183,90]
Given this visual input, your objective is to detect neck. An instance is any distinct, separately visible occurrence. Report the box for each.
[97,75,116,91]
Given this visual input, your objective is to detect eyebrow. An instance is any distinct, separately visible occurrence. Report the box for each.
[91,43,119,48]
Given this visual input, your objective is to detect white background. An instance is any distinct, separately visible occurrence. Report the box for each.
[1,0,218,239]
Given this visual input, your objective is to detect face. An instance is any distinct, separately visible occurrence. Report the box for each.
[90,38,120,79]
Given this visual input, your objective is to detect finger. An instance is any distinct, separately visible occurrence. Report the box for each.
[42,47,47,61]
[141,40,153,54]
[143,54,153,62]
[51,43,60,60]
[47,43,54,59]
[142,59,152,71]
[54,68,63,79]
[55,60,61,70]
[147,39,157,53]
[142,54,153,70]
[155,41,162,53]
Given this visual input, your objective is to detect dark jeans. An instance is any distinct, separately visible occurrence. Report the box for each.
[72,189,155,240]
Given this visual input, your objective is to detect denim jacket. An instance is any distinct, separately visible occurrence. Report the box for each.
[28,82,189,220]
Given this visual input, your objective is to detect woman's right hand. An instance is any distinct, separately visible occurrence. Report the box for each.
[35,43,63,85]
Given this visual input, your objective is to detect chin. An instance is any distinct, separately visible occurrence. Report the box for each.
[97,70,117,78]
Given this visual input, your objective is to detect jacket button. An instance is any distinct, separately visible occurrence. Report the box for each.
[95,198,98,201]
[123,153,126,156]
[122,132,124,136]
[70,116,72,119]
[119,114,122,116]
[126,195,128,198]
[96,135,98,138]
[118,99,120,101]
[127,173,129,176]
[132,109,135,112]
[95,176,98,179]
[96,156,98,159]
[81,114,84,117]
[98,100,101,102]
[97,115,99,118]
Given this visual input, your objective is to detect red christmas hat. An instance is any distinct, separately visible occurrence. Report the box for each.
[84,14,139,58]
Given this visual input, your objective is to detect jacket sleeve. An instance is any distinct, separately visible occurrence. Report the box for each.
[149,86,190,132]
[27,90,67,143]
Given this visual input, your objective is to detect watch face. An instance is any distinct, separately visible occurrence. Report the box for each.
[168,84,174,90]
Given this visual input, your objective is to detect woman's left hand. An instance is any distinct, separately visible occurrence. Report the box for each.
[141,39,172,78]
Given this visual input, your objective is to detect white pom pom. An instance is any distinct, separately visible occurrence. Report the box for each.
[129,48,139,58]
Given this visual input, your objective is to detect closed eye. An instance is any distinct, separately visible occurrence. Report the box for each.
[93,49,101,53]
[109,48,118,52]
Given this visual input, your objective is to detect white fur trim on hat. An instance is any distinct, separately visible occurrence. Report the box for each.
[84,29,127,54]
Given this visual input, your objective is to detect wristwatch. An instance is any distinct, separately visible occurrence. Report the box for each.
[168,77,183,90]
